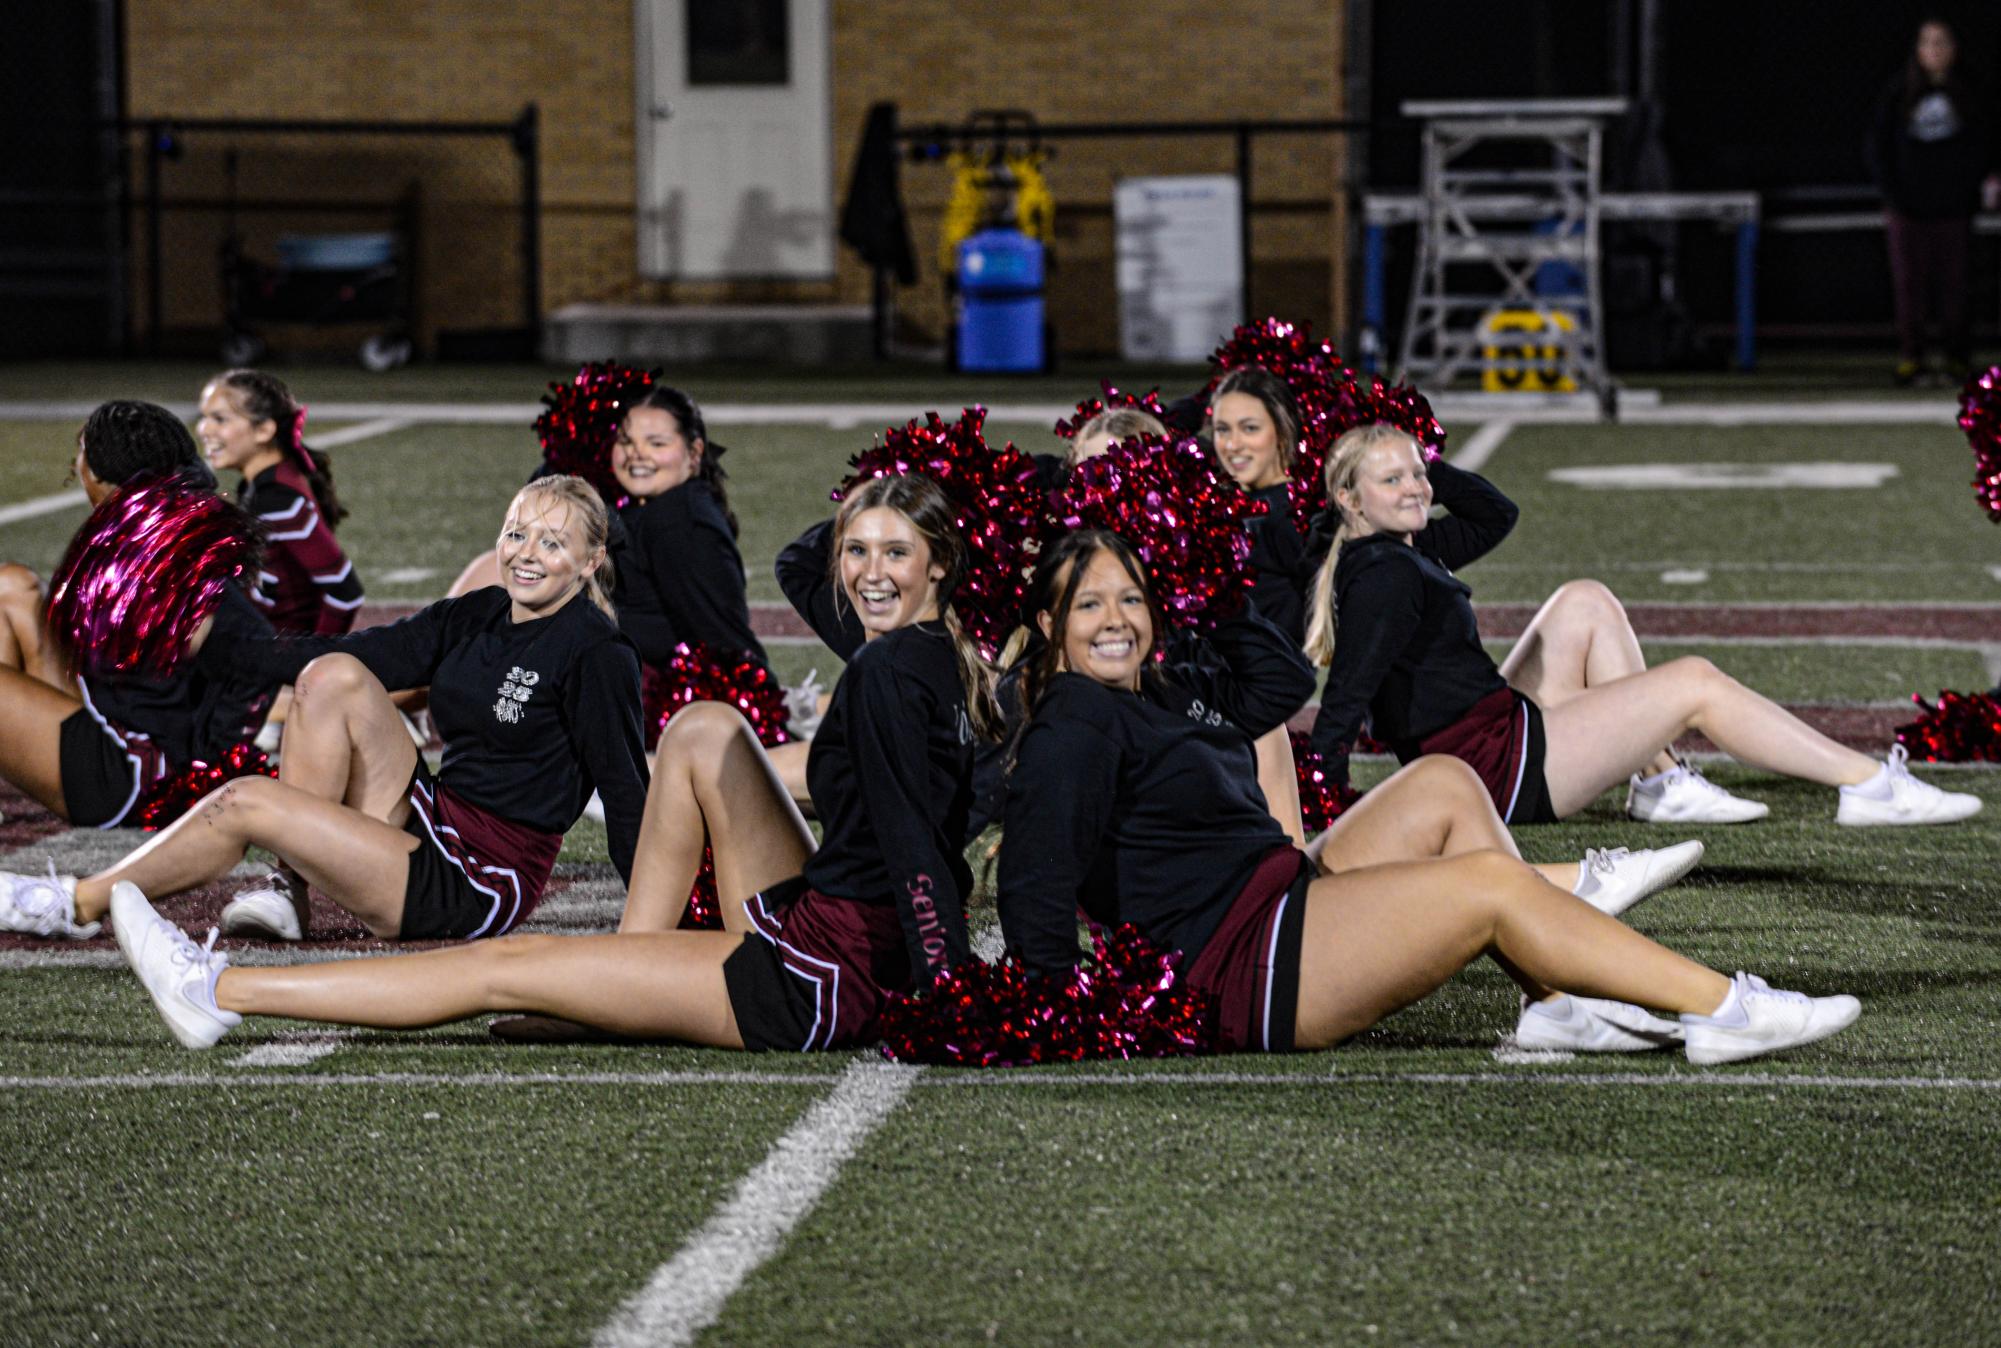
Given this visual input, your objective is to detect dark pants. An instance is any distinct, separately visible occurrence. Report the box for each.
[1885,211,1972,364]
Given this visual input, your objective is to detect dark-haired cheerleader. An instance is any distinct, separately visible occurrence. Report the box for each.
[199,370,365,635]
[997,530,1863,1066]
[0,404,276,866]
[0,476,647,947]
[102,474,990,1056]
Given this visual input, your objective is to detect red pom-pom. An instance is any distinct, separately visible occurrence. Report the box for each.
[641,643,793,930]
[132,741,277,831]
[534,361,660,504]
[1896,688,2001,762]
[1956,367,2001,523]
[837,408,1048,659]
[1054,437,1262,631]
[47,475,261,678]
[1053,383,1170,440]
[1288,730,1363,835]
[879,924,1216,1066]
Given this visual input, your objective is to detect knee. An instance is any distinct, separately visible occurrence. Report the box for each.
[1410,753,1487,806]
[657,700,752,765]
[1667,654,1733,696]
[196,774,282,828]
[1549,578,1626,627]
[0,562,42,600]
[294,653,375,708]
[1451,849,1535,917]
[479,932,558,999]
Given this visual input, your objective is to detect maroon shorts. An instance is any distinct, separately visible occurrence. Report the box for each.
[1406,686,1557,825]
[723,877,912,1052]
[399,767,563,940]
[58,702,172,829]
[1185,845,1314,1054]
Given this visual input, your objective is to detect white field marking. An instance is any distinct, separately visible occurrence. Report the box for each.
[374,566,439,585]
[230,1030,356,1069]
[1660,568,1710,585]
[1491,1041,1577,1066]
[1548,463,1900,490]
[1449,419,1514,473]
[0,397,1967,429]
[3,1067,2001,1092]
[1982,644,2001,684]
[309,417,411,448]
[593,1058,921,1348]
[1988,565,2001,582]
[0,488,86,527]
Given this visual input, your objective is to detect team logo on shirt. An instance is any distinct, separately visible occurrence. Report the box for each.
[493,666,540,725]
[1186,698,1224,727]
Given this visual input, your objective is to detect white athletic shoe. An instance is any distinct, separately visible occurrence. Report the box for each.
[1626,765,1769,824]
[784,669,826,738]
[0,864,98,939]
[218,871,305,942]
[1571,841,1705,919]
[1514,993,1683,1052]
[1835,745,1983,827]
[110,882,241,1050]
[1681,972,1861,1066]
[581,791,607,824]
[253,717,284,758]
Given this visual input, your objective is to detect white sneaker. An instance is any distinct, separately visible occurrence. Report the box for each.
[0,864,98,939]
[1572,840,1705,919]
[1626,765,1769,824]
[253,717,284,757]
[1514,993,1683,1053]
[1681,972,1860,1066]
[110,882,241,1050]
[218,871,305,941]
[1836,745,1983,827]
[581,790,607,824]
[783,669,825,738]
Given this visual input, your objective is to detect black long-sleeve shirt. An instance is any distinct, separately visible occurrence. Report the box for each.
[775,518,867,660]
[80,585,279,769]
[612,483,767,669]
[803,620,977,979]
[241,589,649,885]
[997,611,1315,978]
[1868,76,1994,220]
[1307,459,1521,784]
[237,462,364,635]
[1246,482,1310,648]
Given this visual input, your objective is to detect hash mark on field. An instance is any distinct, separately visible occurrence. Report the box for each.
[229,1031,355,1069]
[0,488,86,527]
[311,417,411,448]
[375,566,438,585]
[1660,568,1709,585]
[1450,419,1514,473]
[593,1058,920,1348]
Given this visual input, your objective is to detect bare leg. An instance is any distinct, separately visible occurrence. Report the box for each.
[620,702,815,934]
[1293,850,1731,1050]
[448,549,502,598]
[1308,754,1575,891]
[0,664,80,819]
[279,654,420,820]
[1537,657,1880,818]
[215,929,746,1046]
[1255,727,1307,849]
[74,776,418,935]
[1501,580,1676,777]
[766,739,814,813]
[0,564,65,691]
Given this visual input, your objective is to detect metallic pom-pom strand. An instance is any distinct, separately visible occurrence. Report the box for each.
[534,361,661,505]
[1956,366,2001,523]
[1896,688,2001,763]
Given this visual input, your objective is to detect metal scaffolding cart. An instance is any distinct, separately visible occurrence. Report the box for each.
[1394,98,1626,413]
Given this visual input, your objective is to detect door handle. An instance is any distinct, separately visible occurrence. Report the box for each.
[650,103,674,122]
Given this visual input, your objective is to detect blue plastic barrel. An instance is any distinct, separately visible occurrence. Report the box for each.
[957,228,1044,372]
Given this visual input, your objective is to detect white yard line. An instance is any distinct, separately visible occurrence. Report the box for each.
[0,488,86,527]
[0,397,1970,428]
[593,1058,921,1348]
[1450,419,1515,472]
[310,417,411,447]
[229,1030,355,1069]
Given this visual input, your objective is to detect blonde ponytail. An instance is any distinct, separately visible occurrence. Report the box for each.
[1302,422,1424,667]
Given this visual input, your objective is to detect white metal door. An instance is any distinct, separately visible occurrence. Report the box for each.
[635,0,833,280]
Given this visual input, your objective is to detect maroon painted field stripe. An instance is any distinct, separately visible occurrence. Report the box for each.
[1285,701,1917,752]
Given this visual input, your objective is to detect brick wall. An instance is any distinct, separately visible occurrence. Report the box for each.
[125,0,1348,355]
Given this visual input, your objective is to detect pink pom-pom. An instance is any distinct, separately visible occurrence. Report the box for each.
[837,408,1049,659]
[1287,730,1363,835]
[46,475,261,678]
[133,741,277,831]
[1896,688,2001,762]
[879,924,1216,1066]
[1053,383,1170,440]
[640,643,794,930]
[534,361,661,505]
[1957,366,2001,523]
[1054,437,1262,631]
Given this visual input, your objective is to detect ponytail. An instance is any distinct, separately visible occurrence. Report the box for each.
[942,605,1002,741]
[209,368,348,529]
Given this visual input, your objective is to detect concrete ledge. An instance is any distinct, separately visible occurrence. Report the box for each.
[543,303,874,365]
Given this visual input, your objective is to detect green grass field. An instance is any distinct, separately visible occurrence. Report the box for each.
[2,360,1998,1345]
